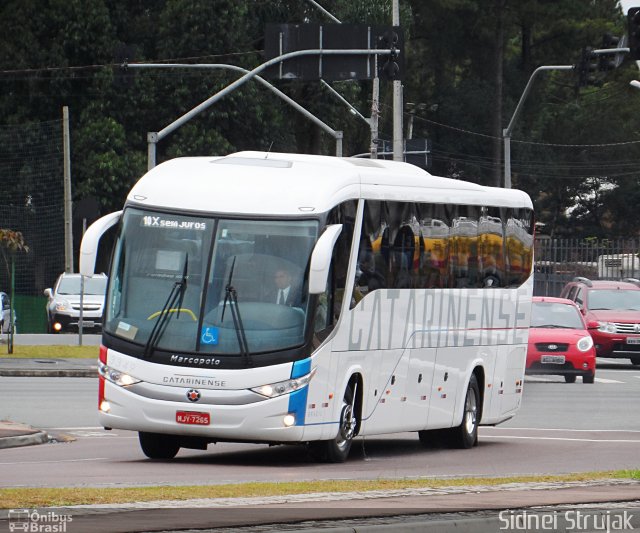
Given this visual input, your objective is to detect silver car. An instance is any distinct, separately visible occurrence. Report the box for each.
[44,273,107,333]
[0,292,16,334]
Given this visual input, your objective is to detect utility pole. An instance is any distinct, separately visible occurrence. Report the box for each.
[371,71,380,159]
[392,0,403,161]
[62,106,74,272]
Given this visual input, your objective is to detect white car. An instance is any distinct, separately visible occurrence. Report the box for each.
[0,292,16,334]
[44,273,107,333]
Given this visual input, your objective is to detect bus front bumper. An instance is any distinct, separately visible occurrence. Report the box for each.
[98,380,307,443]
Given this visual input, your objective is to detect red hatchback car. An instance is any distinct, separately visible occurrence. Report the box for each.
[526,296,596,383]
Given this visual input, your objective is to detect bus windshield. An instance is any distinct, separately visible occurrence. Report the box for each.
[104,208,318,356]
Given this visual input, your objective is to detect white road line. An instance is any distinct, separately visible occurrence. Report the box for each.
[45,426,104,430]
[484,427,640,433]
[0,457,107,465]
[594,377,624,383]
[483,435,640,443]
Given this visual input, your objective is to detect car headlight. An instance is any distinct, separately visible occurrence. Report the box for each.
[576,335,594,352]
[597,322,617,333]
[55,300,70,312]
[251,368,316,398]
[98,361,141,387]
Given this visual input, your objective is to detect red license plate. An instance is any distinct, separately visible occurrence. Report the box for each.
[176,411,210,425]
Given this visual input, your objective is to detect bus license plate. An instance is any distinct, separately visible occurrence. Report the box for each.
[176,411,210,425]
[541,355,565,364]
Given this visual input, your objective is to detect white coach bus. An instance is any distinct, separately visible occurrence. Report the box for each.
[80,151,534,462]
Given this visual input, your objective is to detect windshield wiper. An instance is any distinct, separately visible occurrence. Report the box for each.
[221,256,252,366]
[143,255,188,359]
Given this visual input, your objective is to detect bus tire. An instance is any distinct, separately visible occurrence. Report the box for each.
[138,432,180,459]
[309,385,356,463]
[448,374,479,449]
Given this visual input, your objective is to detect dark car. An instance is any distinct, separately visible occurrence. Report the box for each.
[527,296,596,383]
[560,277,640,365]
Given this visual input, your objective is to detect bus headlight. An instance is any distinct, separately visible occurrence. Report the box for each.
[251,368,316,398]
[597,322,617,333]
[576,335,594,352]
[98,361,141,387]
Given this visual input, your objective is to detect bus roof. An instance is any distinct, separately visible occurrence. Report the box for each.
[127,151,533,216]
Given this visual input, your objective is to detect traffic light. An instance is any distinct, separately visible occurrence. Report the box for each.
[629,7,640,60]
[377,29,402,80]
[578,47,600,87]
[599,33,620,71]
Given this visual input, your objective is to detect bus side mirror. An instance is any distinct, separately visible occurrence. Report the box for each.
[308,224,343,294]
[79,211,122,276]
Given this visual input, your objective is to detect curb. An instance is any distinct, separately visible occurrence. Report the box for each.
[280,506,640,533]
[0,368,97,378]
[0,430,49,450]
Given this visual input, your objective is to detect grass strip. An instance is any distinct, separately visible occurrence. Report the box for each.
[0,345,98,358]
[1,470,638,509]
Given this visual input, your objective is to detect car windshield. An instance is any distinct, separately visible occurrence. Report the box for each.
[587,289,640,311]
[104,208,318,356]
[57,276,107,296]
[531,301,584,329]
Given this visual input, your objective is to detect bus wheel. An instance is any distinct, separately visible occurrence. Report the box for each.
[448,374,479,449]
[310,385,357,463]
[138,432,180,459]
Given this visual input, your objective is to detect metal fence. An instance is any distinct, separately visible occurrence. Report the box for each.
[534,237,640,297]
[0,119,65,333]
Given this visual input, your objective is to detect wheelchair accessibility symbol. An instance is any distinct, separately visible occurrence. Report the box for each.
[201,327,219,345]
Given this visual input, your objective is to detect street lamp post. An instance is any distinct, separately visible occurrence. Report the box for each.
[503,65,574,188]
[129,60,354,167]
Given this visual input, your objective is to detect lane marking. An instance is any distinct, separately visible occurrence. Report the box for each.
[485,427,640,433]
[0,458,107,465]
[45,426,104,430]
[594,377,624,383]
[483,435,640,443]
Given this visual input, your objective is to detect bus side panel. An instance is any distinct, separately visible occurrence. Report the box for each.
[404,343,437,431]
[357,348,408,435]
[426,346,466,429]
[488,344,526,422]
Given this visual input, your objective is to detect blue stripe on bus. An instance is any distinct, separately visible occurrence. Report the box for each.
[288,358,311,426]
[291,357,311,378]
[288,387,308,426]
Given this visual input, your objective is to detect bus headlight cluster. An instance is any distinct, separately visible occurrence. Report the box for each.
[576,335,594,352]
[99,361,141,387]
[251,368,316,398]
[597,322,617,334]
